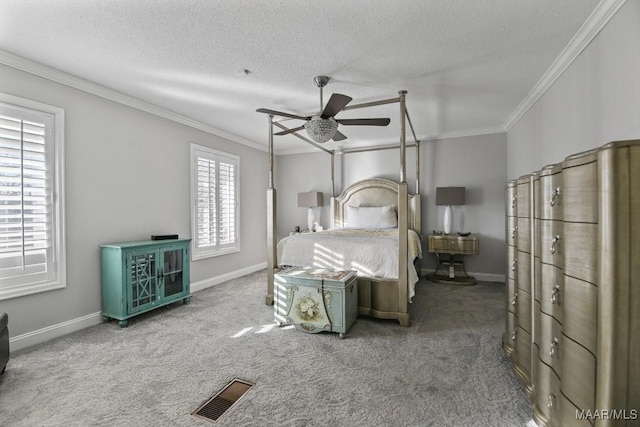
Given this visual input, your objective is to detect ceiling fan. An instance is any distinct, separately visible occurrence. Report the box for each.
[256,76,391,143]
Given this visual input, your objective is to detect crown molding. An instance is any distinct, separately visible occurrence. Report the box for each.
[503,0,627,131]
[0,50,268,153]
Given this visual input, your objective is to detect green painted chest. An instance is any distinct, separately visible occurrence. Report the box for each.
[100,239,191,327]
[274,267,358,338]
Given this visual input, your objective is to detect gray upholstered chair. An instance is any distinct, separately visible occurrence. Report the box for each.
[0,312,8,374]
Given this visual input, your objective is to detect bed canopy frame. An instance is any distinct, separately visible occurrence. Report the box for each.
[264,90,421,326]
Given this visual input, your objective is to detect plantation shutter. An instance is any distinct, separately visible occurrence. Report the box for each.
[0,107,55,289]
[193,145,238,257]
[218,160,236,247]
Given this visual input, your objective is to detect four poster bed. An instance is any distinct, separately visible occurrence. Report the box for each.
[264,91,421,326]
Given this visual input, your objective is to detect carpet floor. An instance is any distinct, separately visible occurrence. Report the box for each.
[0,270,532,426]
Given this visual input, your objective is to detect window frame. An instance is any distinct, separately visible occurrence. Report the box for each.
[0,93,66,300]
[189,143,240,261]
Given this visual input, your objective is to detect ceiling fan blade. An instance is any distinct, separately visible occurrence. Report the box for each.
[321,94,352,118]
[256,108,309,121]
[336,118,391,126]
[331,130,347,141]
[274,125,305,136]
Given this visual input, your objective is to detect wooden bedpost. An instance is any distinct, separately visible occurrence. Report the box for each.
[266,115,276,305]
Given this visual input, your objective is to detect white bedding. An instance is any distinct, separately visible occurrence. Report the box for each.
[277,228,423,301]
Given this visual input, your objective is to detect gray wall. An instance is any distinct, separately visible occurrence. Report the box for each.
[0,64,268,345]
[276,132,508,278]
[507,0,640,178]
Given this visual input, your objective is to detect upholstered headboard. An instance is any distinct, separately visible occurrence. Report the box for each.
[331,178,421,233]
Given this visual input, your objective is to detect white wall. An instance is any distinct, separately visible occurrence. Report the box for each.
[507,0,640,178]
[276,132,508,278]
[0,64,268,347]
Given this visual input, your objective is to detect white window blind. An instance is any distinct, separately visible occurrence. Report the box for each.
[190,144,239,259]
[0,94,65,300]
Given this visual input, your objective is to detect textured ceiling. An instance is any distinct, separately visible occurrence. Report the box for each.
[0,0,601,154]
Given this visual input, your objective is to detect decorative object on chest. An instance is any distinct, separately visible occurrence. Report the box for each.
[274,266,358,339]
[426,234,479,285]
[100,239,191,327]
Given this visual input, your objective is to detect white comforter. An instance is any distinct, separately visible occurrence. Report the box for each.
[277,228,423,301]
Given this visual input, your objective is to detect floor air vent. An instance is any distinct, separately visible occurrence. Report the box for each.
[192,379,255,423]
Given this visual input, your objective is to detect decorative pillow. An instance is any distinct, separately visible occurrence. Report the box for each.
[345,205,397,229]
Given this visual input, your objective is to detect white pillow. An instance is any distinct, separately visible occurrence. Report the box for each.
[345,205,397,229]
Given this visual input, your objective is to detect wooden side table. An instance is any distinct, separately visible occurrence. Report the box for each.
[427,234,479,285]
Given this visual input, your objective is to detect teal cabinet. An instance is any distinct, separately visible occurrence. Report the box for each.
[274,267,358,338]
[100,239,191,327]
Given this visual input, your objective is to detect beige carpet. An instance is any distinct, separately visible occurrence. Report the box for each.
[0,270,532,426]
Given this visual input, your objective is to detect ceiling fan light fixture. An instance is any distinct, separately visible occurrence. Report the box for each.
[304,117,338,143]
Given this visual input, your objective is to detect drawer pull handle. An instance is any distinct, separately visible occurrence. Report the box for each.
[550,187,561,207]
[511,329,517,341]
[550,235,560,254]
[511,260,517,272]
[511,292,518,306]
[549,337,559,358]
[548,393,556,409]
[512,226,517,240]
[512,195,517,208]
[551,284,560,304]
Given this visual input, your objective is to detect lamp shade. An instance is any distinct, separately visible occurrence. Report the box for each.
[298,191,323,208]
[435,187,465,206]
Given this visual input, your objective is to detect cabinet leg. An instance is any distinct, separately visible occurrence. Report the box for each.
[183,296,191,305]
[118,320,129,328]
[339,333,345,339]
[101,315,111,323]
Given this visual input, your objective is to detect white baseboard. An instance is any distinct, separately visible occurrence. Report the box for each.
[10,311,103,352]
[9,262,268,351]
[190,262,267,293]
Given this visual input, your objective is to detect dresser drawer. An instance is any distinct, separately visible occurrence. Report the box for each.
[558,392,593,427]
[539,261,563,323]
[516,176,532,217]
[535,359,562,425]
[506,215,517,247]
[517,217,531,253]
[504,310,516,356]
[507,246,517,281]
[507,278,517,314]
[537,165,563,221]
[506,180,517,218]
[516,250,531,293]
[514,327,532,384]
[563,276,597,353]
[538,219,563,268]
[564,222,598,285]
[562,155,597,224]
[560,334,596,414]
[538,312,562,377]
[516,289,531,333]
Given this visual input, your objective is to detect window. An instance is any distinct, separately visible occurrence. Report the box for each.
[190,143,239,260]
[0,94,65,300]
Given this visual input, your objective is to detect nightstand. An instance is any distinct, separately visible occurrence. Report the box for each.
[427,234,479,285]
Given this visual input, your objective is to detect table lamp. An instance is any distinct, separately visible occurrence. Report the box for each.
[436,187,465,234]
[298,191,323,231]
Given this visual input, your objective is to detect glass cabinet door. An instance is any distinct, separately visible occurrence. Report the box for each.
[162,248,185,299]
[127,251,158,313]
